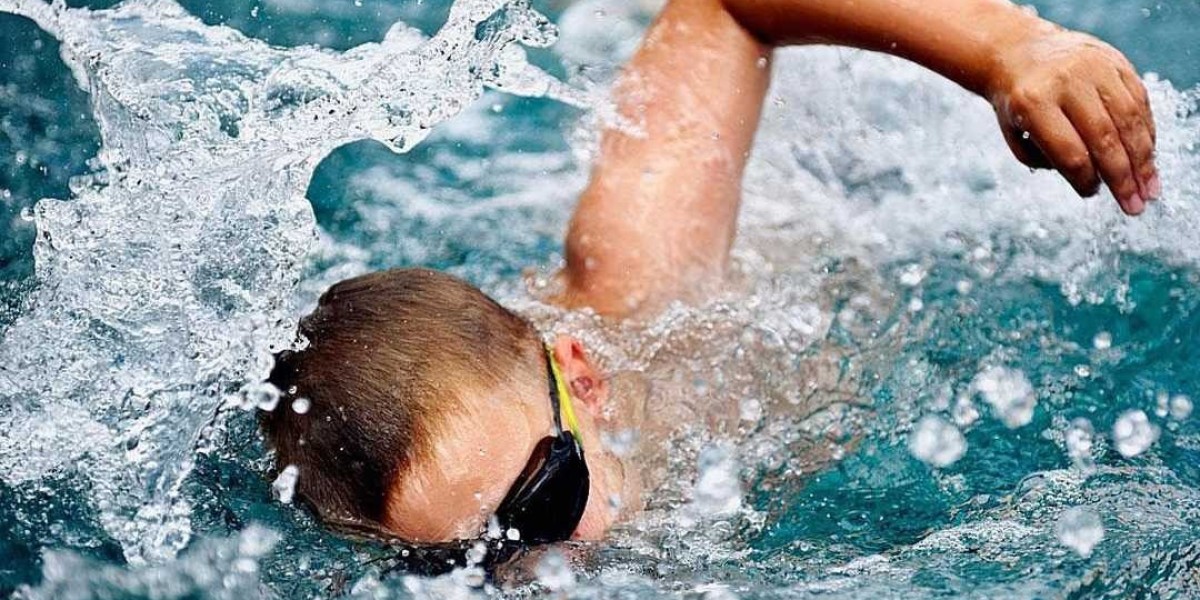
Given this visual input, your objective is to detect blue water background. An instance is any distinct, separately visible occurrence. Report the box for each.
[1,0,1198,597]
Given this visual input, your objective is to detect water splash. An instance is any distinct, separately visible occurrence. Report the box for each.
[14,525,280,600]
[1,0,1199,597]
[0,0,577,563]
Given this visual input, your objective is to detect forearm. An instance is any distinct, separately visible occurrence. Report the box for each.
[561,0,769,317]
[722,0,1053,97]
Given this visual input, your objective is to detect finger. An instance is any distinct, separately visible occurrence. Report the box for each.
[1116,68,1160,198]
[1117,66,1156,148]
[1063,90,1143,215]
[1101,80,1159,200]
[1001,124,1053,170]
[1025,108,1101,198]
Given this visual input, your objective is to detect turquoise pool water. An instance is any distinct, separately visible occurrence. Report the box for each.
[1,0,1198,598]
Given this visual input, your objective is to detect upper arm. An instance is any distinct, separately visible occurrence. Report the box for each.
[557,0,771,319]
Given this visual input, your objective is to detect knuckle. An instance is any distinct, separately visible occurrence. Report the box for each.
[1060,151,1092,174]
[1116,107,1142,130]
[1133,85,1151,107]
[1132,140,1154,162]
[1096,130,1122,153]
[1008,84,1044,110]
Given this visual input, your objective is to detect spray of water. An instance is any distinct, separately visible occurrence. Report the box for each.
[0,0,580,564]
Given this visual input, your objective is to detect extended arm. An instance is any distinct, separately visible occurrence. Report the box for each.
[559,0,1157,318]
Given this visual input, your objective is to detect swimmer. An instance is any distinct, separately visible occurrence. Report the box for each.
[260,0,1158,572]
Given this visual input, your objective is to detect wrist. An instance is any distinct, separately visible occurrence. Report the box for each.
[978,9,1061,101]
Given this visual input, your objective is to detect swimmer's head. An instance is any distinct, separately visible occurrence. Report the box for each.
[260,268,635,546]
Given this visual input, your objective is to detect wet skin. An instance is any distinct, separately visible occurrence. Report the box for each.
[383,0,1157,541]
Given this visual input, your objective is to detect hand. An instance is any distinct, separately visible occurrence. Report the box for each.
[988,30,1158,215]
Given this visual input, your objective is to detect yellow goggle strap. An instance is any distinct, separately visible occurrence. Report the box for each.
[547,346,582,439]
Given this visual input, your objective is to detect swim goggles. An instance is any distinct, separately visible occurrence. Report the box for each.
[491,345,591,543]
[371,345,591,575]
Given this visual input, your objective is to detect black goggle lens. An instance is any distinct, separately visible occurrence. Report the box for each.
[493,431,590,544]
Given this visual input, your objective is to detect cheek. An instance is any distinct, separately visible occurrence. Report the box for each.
[572,454,622,540]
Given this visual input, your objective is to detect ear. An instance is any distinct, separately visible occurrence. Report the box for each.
[550,334,609,415]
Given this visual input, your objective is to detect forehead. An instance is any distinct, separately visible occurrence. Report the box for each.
[383,394,551,542]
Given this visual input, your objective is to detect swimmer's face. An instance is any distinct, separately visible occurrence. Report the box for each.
[383,335,640,543]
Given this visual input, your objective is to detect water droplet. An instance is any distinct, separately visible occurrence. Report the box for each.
[271,465,299,504]
[898,263,927,287]
[1074,364,1091,378]
[486,516,502,540]
[908,415,966,467]
[1055,506,1104,558]
[465,541,487,565]
[1092,331,1112,350]
[505,527,521,541]
[1112,410,1158,457]
[739,398,763,423]
[1065,418,1095,470]
[534,549,576,591]
[290,397,310,414]
[952,395,979,427]
[600,428,637,457]
[972,366,1037,428]
[690,445,742,516]
[1170,395,1192,420]
[243,382,281,412]
[1155,390,1170,417]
